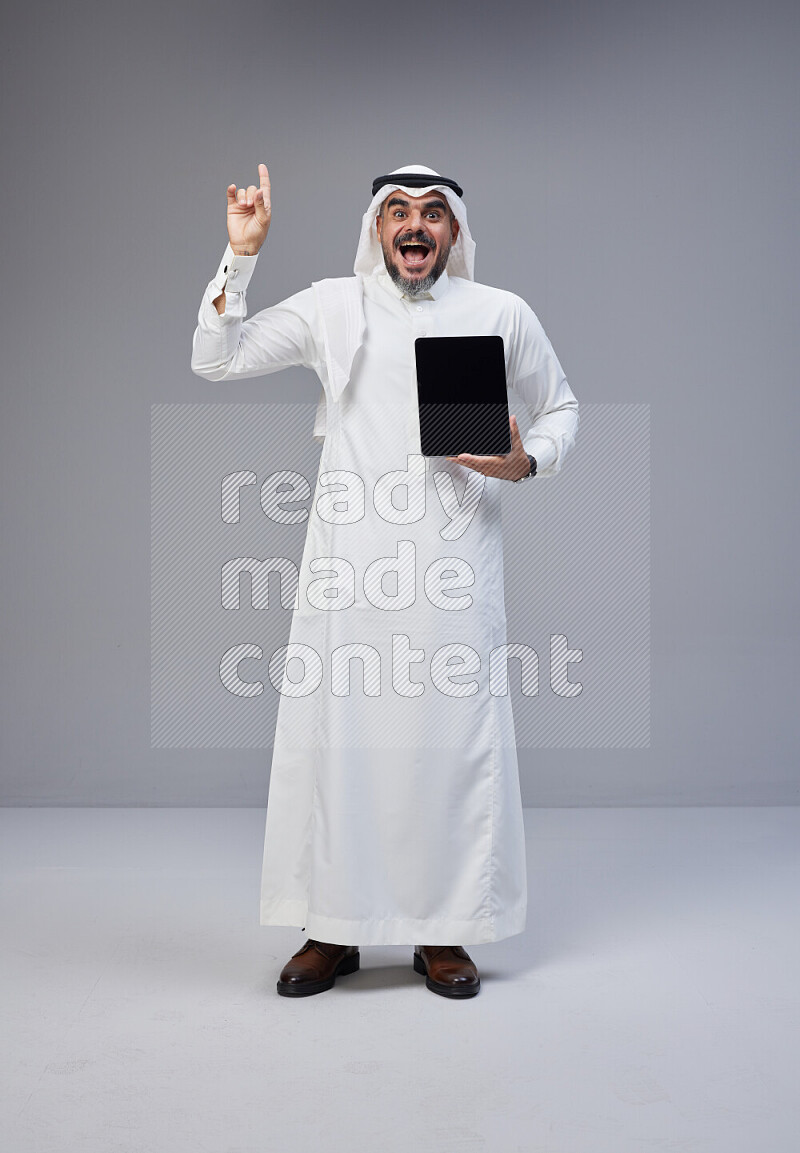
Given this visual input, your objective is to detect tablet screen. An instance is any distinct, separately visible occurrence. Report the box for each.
[414,336,512,457]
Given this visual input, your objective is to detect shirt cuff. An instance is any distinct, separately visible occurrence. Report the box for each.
[523,434,557,475]
[211,243,259,295]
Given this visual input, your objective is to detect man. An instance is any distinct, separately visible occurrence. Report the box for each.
[192,163,578,998]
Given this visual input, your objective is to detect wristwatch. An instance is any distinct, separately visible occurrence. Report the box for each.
[513,454,538,483]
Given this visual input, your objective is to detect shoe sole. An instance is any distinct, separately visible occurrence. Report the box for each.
[413,951,480,998]
[276,949,360,997]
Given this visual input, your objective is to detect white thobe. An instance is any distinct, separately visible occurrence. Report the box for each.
[192,245,579,945]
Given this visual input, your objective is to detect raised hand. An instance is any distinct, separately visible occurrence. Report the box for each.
[226,163,272,256]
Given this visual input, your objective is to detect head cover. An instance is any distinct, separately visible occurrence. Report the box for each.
[371,172,464,199]
[354,164,475,281]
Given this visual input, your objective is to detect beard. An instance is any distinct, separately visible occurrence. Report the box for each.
[380,228,452,297]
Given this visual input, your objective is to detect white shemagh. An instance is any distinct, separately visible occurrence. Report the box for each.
[312,164,475,405]
[353,163,475,281]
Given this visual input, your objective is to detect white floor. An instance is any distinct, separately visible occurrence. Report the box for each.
[1,806,798,1153]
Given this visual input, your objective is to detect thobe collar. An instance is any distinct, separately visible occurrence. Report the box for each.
[376,267,451,302]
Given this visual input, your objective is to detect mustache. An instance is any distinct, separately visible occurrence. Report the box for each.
[394,229,437,250]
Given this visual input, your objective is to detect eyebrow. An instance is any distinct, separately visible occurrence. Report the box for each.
[385,196,448,213]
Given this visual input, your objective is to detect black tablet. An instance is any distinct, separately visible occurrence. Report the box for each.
[414,335,512,457]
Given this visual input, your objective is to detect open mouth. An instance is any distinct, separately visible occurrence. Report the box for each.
[398,241,433,268]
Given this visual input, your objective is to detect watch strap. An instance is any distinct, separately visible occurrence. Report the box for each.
[514,453,537,483]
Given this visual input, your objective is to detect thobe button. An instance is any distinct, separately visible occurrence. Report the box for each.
[420,330,428,336]
[416,306,423,312]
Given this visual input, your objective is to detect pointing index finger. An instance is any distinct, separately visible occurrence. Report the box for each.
[258,163,271,203]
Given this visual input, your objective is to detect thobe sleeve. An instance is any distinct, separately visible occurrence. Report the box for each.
[507,298,579,477]
[190,243,324,382]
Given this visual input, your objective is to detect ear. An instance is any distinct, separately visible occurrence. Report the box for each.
[376,210,383,240]
[451,215,460,245]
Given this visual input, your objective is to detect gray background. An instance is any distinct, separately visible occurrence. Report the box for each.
[1,0,796,804]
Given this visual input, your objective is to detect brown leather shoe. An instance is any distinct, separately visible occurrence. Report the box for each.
[276,939,360,997]
[413,945,480,998]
